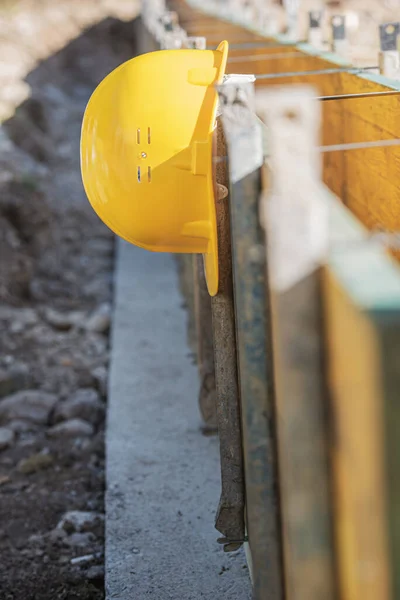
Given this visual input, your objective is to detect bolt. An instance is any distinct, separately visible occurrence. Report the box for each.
[141,152,147,159]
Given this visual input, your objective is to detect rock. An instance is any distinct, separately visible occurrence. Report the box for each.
[8,420,39,433]
[86,238,113,256]
[17,452,54,474]
[82,334,108,359]
[9,321,24,334]
[75,366,96,389]
[46,528,67,544]
[0,306,38,327]
[0,363,32,398]
[82,275,111,300]
[91,366,107,398]
[43,307,84,331]
[47,418,94,438]
[0,390,57,424]
[28,533,45,545]
[86,564,105,583]
[63,532,96,548]
[53,388,104,426]
[84,303,111,334]
[57,511,104,534]
[0,427,14,451]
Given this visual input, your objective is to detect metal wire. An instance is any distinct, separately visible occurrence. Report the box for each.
[213,139,400,161]
[223,67,400,101]
[228,51,305,62]
[319,139,400,152]
[318,90,400,101]
[255,65,379,80]
[210,41,296,49]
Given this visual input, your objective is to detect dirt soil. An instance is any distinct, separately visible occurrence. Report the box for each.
[0,9,138,600]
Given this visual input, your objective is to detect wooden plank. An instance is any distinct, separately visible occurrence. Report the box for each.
[322,197,400,600]
[175,254,197,355]
[271,270,336,600]
[190,8,400,237]
[324,268,391,600]
[228,45,299,56]
[258,86,336,600]
[219,79,284,600]
[226,54,348,76]
[172,4,400,598]
[193,254,217,429]
[380,311,400,600]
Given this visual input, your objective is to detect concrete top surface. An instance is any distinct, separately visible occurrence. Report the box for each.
[106,239,251,600]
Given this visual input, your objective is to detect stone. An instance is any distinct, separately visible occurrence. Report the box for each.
[53,388,104,426]
[86,564,105,582]
[63,531,96,548]
[74,366,96,388]
[46,528,67,544]
[47,418,94,438]
[28,533,44,545]
[0,390,57,424]
[17,452,54,474]
[0,363,32,398]
[86,238,113,256]
[9,321,24,334]
[43,307,84,331]
[82,276,111,300]
[0,306,38,327]
[91,366,107,398]
[28,529,66,547]
[84,303,111,334]
[81,334,107,359]
[0,427,14,451]
[57,510,104,534]
[8,419,39,433]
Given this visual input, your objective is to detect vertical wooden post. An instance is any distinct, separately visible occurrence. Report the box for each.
[257,85,335,600]
[191,33,218,432]
[211,117,245,547]
[219,79,285,599]
[193,254,217,430]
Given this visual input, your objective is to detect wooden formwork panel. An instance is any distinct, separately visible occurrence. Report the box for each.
[166,1,400,598]
[172,0,400,239]
[323,200,400,600]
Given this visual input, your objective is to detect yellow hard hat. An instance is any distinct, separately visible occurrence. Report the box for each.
[81,41,229,296]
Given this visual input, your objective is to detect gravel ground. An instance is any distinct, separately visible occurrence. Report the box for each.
[0,4,138,598]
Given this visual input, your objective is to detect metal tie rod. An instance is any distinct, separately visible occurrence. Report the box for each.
[213,138,400,165]
[318,90,400,101]
[228,52,306,63]
[208,41,295,49]
[318,138,400,152]
[210,39,355,50]
[254,65,378,80]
